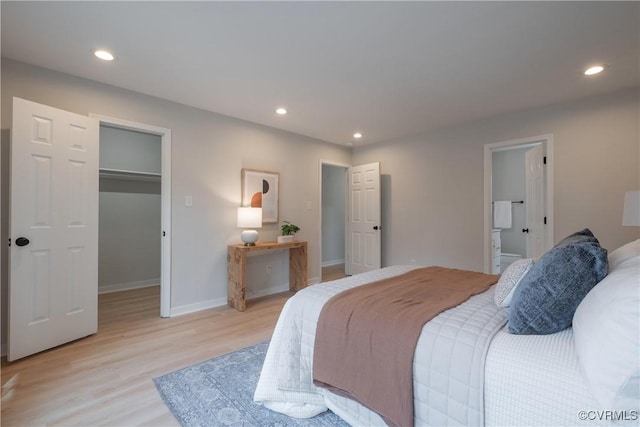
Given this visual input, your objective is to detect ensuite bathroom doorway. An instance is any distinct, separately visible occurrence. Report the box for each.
[483,135,554,274]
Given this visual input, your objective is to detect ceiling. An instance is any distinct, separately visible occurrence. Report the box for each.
[2,1,638,146]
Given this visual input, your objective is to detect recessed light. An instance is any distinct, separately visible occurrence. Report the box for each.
[276,107,287,115]
[353,132,363,139]
[584,65,604,76]
[94,50,114,61]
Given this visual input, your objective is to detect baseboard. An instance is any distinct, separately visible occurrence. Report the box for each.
[170,297,229,317]
[98,278,160,294]
[247,279,322,294]
[322,258,345,267]
[246,284,290,300]
[169,282,308,317]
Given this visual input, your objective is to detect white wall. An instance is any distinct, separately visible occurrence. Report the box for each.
[492,148,527,256]
[1,59,638,347]
[244,249,289,299]
[352,88,640,271]
[99,183,161,292]
[322,164,346,266]
[0,60,351,333]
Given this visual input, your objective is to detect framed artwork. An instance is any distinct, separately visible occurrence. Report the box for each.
[241,168,279,223]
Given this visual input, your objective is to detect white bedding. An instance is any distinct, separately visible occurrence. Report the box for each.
[255,266,507,425]
[254,265,605,426]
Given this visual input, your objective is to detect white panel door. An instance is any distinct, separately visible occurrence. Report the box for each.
[525,145,545,259]
[346,162,381,275]
[9,97,99,361]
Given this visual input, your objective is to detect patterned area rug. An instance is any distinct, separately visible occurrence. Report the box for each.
[154,341,348,426]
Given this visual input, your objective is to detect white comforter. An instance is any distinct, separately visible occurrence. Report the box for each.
[254,265,508,426]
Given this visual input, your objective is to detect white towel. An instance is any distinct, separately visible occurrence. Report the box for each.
[493,201,512,229]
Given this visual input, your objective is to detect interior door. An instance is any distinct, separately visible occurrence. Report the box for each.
[9,97,99,361]
[346,162,381,275]
[525,145,545,259]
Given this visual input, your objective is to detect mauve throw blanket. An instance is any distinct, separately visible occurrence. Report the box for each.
[312,266,499,427]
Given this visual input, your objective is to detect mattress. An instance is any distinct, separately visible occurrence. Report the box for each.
[485,327,600,426]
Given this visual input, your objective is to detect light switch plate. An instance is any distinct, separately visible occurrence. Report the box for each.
[185,195,193,207]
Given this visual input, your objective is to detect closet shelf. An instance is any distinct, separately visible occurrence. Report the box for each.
[99,168,161,183]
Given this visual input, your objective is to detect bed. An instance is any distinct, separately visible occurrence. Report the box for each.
[254,232,640,426]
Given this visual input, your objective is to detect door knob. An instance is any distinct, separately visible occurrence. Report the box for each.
[373,225,380,230]
[522,228,529,233]
[15,237,30,247]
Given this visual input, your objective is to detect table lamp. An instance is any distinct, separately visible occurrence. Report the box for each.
[237,207,262,246]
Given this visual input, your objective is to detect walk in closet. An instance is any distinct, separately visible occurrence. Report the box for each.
[98,125,162,295]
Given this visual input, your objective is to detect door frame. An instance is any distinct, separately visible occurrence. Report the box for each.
[318,159,350,282]
[483,134,554,273]
[90,114,172,317]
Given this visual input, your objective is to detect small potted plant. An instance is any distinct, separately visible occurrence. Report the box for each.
[278,221,300,243]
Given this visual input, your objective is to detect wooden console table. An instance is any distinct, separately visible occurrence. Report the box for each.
[227,241,308,311]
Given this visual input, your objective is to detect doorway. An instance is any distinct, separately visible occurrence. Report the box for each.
[483,134,554,273]
[91,114,172,317]
[319,161,348,281]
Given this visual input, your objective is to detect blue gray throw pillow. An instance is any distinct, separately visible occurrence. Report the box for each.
[508,229,608,335]
[554,228,599,248]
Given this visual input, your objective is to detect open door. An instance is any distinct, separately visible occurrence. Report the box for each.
[346,162,381,275]
[9,98,99,361]
[525,145,545,259]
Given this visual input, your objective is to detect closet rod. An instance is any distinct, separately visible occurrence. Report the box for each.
[99,168,161,183]
[491,201,524,204]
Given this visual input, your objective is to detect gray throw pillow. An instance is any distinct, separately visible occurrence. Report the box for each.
[508,229,608,335]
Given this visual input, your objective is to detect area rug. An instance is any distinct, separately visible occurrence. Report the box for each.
[154,341,348,426]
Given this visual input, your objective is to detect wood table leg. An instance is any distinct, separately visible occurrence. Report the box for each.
[289,243,308,292]
[227,246,247,311]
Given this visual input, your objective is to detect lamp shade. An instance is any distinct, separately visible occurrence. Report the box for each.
[622,190,640,226]
[237,207,262,228]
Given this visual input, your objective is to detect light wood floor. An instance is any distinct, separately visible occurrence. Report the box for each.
[1,287,293,426]
[321,264,347,282]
